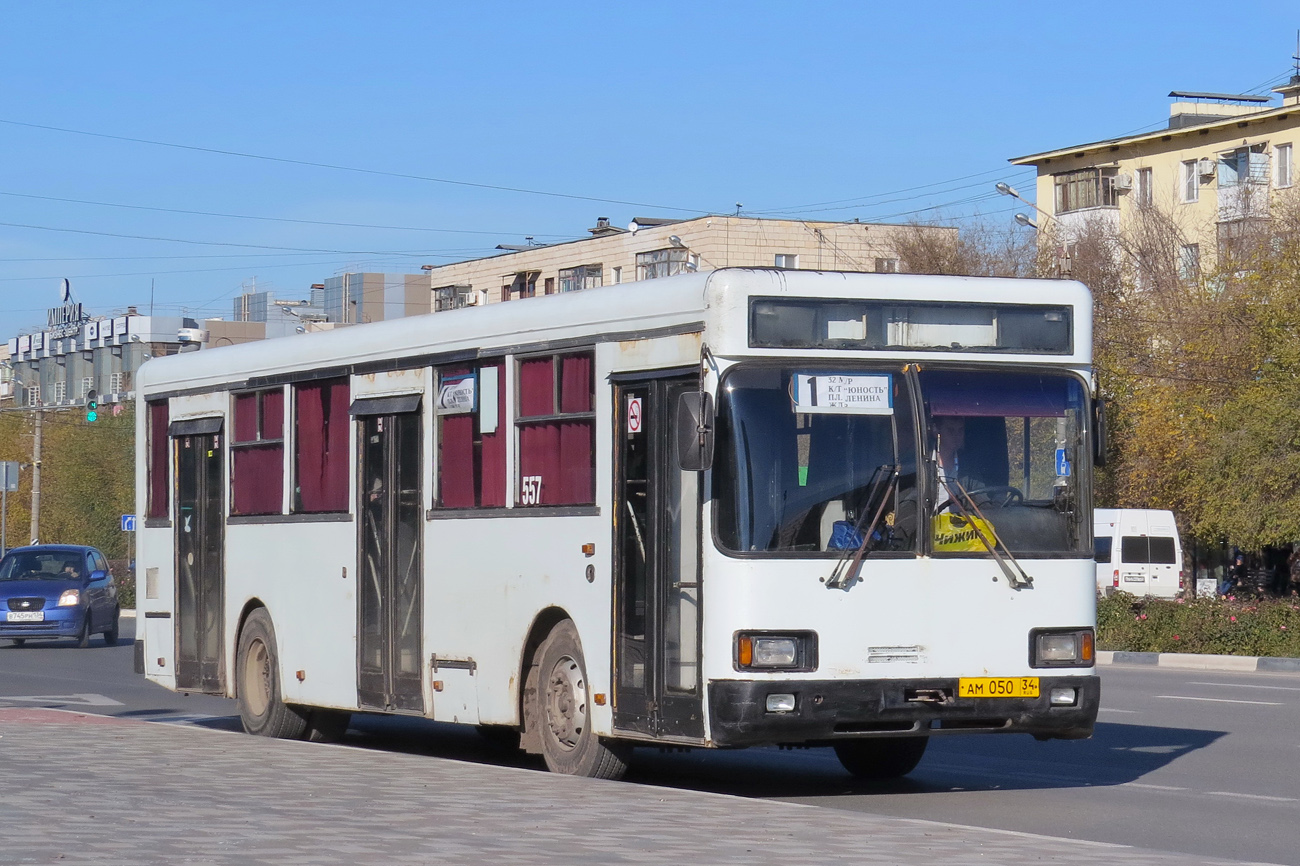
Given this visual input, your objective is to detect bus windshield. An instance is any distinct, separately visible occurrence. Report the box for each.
[713,365,1090,557]
[714,364,919,555]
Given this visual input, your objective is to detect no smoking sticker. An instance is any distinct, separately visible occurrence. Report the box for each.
[627,397,643,433]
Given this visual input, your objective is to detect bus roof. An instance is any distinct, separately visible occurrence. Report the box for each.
[137,268,1093,394]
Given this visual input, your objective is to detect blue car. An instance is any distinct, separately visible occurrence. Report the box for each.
[0,545,121,648]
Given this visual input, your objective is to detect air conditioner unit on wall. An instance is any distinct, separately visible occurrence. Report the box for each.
[1113,172,1134,191]
[1197,158,1216,178]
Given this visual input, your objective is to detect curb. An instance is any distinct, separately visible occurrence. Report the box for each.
[1098,649,1300,673]
[121,609,136,619]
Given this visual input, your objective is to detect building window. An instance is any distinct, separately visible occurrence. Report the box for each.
[1218,145,1269,187]
[1181,160,1200,203]
[558,264,603,293]
[1277,143,1293,188]
[231,388,285,516]
[1136,167,1153,207]
[1053,167,1119,213]
[875,258,900,274]
[51,381,66,404]
[774,253,799,269]
[502,272,538,302]
[80,377,93,399]
[544,277,555,295]
[146,400,169,519]
[1179,244,1201,281]
[434,285,475,312]
[436,361,506,508]
[613,266,622,284]
[25,384,39,407]
[293,378,350,513]
[110,371,124,394]
[515,351,595,507]
[637,248,689,280]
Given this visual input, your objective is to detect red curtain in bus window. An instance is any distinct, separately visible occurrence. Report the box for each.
[261,388,284,439]
[518,357,554,417]
[232,445,284,515]
[439,412,475,508]
[147,401,169,518]
[295,379,350,512]
[480,362,507,507]
[233,393,259,442]
[559,353,592,413]
[518,420,594,505]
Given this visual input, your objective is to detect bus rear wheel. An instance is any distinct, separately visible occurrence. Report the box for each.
[236,608,308,740]
[534,620,628,779]
[833,736,929,779]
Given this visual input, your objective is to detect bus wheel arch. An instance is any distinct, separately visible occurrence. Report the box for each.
[234,604,309,740]
[526,617,629,779]
[518,607,571,754]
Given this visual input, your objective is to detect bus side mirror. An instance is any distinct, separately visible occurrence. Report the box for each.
[677,391,714,471]
[1093,399,1107,468]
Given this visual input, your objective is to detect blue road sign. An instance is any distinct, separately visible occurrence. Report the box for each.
[121,514,137,532]
[1055,448,1071,477]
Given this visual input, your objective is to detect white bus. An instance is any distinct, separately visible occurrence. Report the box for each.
[135,268,1100,780]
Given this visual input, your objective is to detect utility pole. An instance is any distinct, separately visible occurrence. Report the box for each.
[28,409,42,545]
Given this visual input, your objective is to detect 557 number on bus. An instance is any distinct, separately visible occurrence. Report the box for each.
[958,677,1039,698]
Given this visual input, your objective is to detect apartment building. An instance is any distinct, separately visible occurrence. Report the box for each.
[1010,75,1300,272]
[421,215,949,311]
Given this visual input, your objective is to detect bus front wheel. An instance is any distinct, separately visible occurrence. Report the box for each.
[833,736,929,779]
[236,608,309,740]
[534,620,629,779]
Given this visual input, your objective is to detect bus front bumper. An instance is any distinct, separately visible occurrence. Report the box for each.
[707,675,1100,747]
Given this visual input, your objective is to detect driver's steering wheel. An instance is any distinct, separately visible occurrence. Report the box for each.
[939,485,1023,511]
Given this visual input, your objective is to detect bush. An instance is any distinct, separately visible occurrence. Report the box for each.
[1097,592,1300,657]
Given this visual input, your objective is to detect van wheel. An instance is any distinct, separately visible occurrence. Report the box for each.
[532,620,628,779]
[834,736,929,779]
[236,608,309,739]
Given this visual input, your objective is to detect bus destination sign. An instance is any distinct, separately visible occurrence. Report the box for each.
[792,373,893,415]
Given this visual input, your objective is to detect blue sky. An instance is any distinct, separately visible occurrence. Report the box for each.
[1,2,1297,335]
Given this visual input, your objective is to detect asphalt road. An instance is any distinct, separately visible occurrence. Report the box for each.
[2,620,1297,865]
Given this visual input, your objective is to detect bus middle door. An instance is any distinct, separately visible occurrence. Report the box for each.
[172,417,225,694]
[354,397,425,713]
[613,376,704,741]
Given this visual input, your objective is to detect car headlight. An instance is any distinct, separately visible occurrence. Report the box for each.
[1030,628,1094,667]
[735,632,817,671]
[58,589,81,607]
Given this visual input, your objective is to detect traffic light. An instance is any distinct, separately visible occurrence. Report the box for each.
[85,389,98,423]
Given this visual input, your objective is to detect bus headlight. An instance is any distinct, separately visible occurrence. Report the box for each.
[1030,628,1095,667]
[734,632,817,671]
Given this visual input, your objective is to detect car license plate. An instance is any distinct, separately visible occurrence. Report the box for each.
[958,677,1039,698]
[6,611,44,622]
[1123,574,1145,582]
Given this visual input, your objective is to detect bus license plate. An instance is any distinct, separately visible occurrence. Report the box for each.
[958,677,1039,698]
[6,611,43,622]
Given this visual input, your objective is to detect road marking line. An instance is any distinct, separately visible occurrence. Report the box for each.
[1186,681,1300,692]
[1124,782,1187,791]
[1156,694,1284,706]
[0,693,124,707]
[1097,707,1139,713]
[1207,791,1298,803]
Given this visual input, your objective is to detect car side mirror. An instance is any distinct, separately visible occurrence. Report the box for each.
[677,391,715,472]
[89,570,107,582]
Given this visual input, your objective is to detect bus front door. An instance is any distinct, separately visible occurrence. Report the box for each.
[613,377,704,740]
[174,424,225,694]
[357,409,425,713]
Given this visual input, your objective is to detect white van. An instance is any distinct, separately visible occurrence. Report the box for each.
[1094,508,1184,598]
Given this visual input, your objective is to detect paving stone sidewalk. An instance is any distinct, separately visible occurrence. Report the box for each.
[0,708,1276,866]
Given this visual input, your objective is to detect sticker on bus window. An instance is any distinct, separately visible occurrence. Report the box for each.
[437,373,476,414]
[792,373,893,415]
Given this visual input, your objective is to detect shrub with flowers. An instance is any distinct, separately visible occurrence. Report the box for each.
[1096,592,1300,657]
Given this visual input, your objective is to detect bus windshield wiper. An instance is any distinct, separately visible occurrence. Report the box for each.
[825,464,898,590]
[938,476,1034,590]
